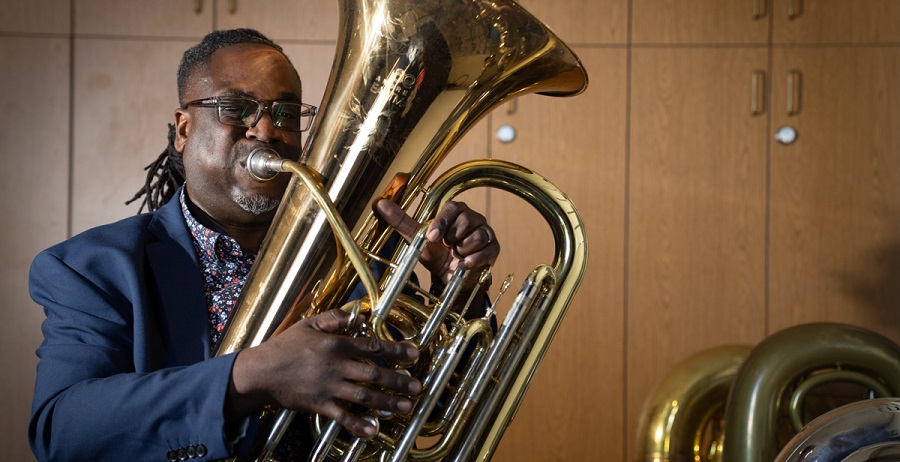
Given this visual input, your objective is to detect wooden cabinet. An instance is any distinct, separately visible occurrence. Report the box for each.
[768,47,900,340]
[766,4,900,340]
[626,2,900,460]
[69,1,209,233]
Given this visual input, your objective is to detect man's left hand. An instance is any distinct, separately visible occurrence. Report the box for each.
[374,199,500,291]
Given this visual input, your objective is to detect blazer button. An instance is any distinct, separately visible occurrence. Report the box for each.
[177,447,188,460]
[195,444,207,457]
[166,450,178,462]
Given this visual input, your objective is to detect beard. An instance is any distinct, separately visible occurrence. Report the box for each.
[232,192,281,215]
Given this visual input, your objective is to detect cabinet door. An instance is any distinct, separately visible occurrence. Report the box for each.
[75,0,212,37]
[773,0,900,44]
[0,36,70,462]
[489,47,627,462]
[627,47,768,458]
[632,0,769,44]
[769,47,900,342]
[215,0,338,42]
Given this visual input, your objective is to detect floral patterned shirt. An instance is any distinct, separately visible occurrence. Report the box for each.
[180,189,257,349]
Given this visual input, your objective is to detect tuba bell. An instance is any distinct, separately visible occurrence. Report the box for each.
[213,0,589,460]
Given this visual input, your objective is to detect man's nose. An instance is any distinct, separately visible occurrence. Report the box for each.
[245,109,279,142]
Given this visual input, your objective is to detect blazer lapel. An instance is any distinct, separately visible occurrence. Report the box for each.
[146,194,212,365]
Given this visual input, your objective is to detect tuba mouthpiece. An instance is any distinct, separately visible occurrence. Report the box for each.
[247,147,284,181]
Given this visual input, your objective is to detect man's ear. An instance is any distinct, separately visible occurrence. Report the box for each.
[174,109,189,153]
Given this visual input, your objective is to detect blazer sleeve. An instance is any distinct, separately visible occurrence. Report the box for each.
[29,249,244,462]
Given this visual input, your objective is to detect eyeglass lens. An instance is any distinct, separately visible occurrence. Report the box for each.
[218,98,312,131]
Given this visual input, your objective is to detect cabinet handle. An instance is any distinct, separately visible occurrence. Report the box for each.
[751,71,765,115]
[787,70,801,115]
[193,0,202,13]
[229,0,237,14]
[506,98,518,115]
[788,0,801,19]
[753,0,766,19]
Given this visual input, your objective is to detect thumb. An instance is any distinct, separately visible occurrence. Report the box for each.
[305,308,354,334]
[373,199,421,243]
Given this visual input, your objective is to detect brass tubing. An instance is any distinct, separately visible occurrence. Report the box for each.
[388,320,492,462]
[447,265,557,462]
[635,345,751,462]
[412,160,588,461]
[279,159,382,307]
[787,369,893,433]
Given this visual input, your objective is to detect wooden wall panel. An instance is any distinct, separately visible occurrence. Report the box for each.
[215,0,339,42]
[632,0,769,44]
[70,39,187,233]
[490,47,627,462]
[281,42,339,141]
[74,0,211,37]
[772,0,900,44]
[0,0,70,34]
[769,47,900,341]
[518,0,628,44]
[627,46,768,458]
[0,37,70,462]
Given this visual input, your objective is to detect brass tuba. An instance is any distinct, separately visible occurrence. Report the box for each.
[214,0,588,460]
[636,323,900,462]
[634,345,750,462]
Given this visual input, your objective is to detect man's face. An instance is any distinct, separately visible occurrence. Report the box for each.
[175,43,305,228]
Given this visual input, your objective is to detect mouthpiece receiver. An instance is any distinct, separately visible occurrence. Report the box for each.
[247,147,286,181]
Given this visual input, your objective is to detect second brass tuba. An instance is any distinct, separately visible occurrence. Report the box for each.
[636,323,900,462]
[214,0,589,460]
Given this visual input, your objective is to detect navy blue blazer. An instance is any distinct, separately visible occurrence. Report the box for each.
[29,189,423,461]
[29,193,247,461]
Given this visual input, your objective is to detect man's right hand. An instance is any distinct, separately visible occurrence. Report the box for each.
[227,308,422,438]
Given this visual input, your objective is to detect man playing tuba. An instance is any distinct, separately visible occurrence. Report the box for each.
[28,28,499,462]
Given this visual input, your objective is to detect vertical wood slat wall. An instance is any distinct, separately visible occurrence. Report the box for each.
[2,1,900,461]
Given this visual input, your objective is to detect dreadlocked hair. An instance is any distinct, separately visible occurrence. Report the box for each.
[125,123,185,213]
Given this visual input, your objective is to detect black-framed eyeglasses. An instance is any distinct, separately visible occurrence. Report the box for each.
[182,96,317,132]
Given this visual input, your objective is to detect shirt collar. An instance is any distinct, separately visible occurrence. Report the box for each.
[180,188,250,260]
